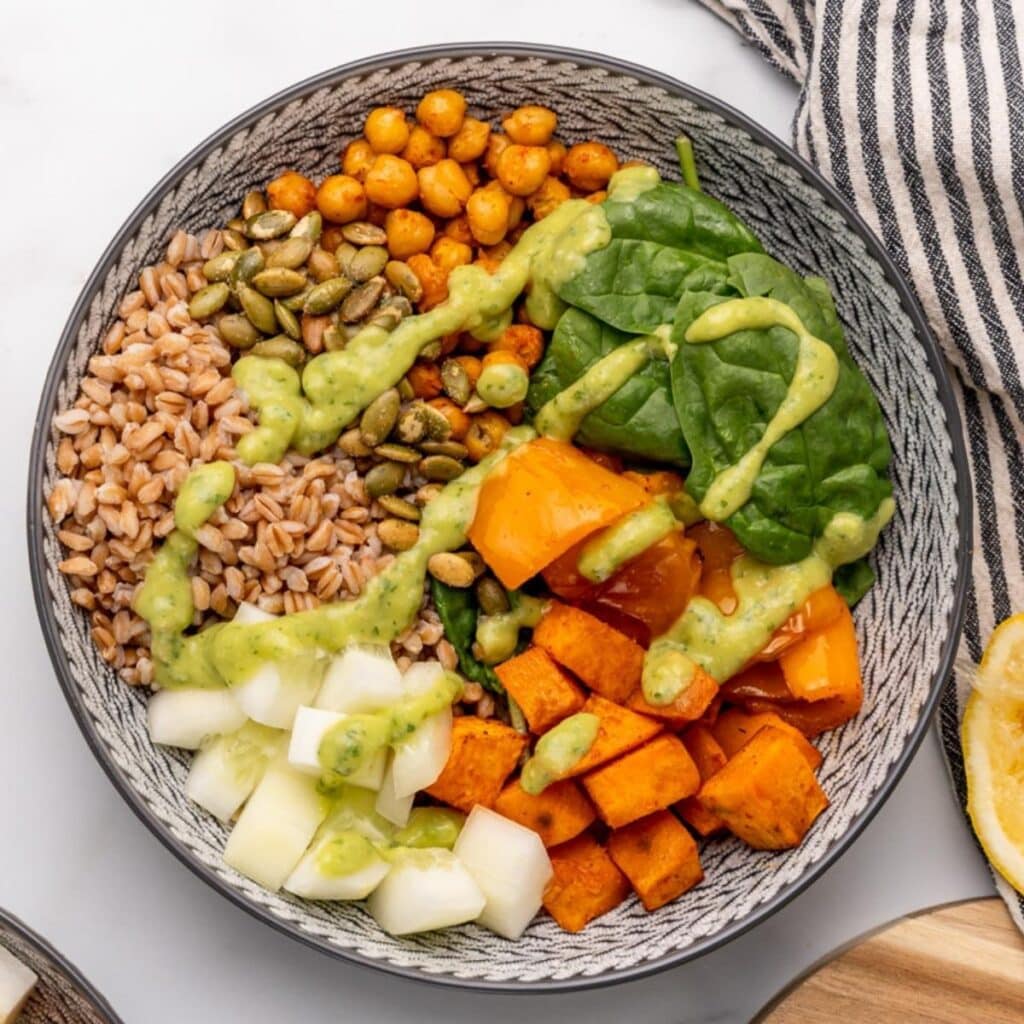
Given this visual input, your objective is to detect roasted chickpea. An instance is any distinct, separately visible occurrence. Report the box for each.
[444,215,474,245]
[502,105,557,146]
[407,362,443,399]
[266,171,317,218]
[384,209,435,259]
[401,125,446,169]
[448,117,491,162]
[482,240,513,263]
[496,144,551,197]
[620,158,651,170]
[585,190,608,205]
[416,89,467,138]
[439,333,461,356]
[406,253,448,310]
[364,106,411,155]
[564,141,620,192]
[483,133,510,178]
[315,174,367,224]
[430,236,473,275]
[427,397,471,440]
[320,225,347,252]
[453,354,483,390]
[461,162,481,187]
[364,155,419,208]
[546,140,567,176]
[465,411,510,462]
[341,139,376,181]
[418,159,473,219]
[365,202,389,226]
[507,196,526,230]
[527,176,571,219]
[490,324,545,369]
[466,187,510,246]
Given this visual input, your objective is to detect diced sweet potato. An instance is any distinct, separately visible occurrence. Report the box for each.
[626,666,719,727]
[494,779,596,847]
[495,646,585,734]
[533,603,644,703]
[569,694,662,775]
[607,811,704,910]
[677,725,728,836]
[543,833,631,932]
[425,716,527,812]
[779,603,863,704]
[583,734,700,828]
[712,708,822,771]
[698,726,829,849]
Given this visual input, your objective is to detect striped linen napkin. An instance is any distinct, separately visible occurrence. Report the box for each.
[696,0,1024,931]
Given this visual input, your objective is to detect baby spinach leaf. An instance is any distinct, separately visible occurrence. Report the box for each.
[671,252,893,565]
[527,308,690,467]
[833,559,876,606]
[429,579,502,694]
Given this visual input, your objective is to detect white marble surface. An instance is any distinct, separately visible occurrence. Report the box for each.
[0,1,993,1020]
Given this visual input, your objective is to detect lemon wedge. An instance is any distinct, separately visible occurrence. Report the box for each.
[963,614,1024,895]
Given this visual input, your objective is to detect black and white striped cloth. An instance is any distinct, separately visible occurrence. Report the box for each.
[697,0,1024,931]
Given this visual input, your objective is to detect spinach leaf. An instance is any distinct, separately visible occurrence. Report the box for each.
[833,559,876,606]
[527,308,690,467]
[429,578,502,694]
[671,252,893,564]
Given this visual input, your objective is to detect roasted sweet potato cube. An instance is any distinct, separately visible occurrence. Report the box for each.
[677,725,728,836]
[583,734,700,828]
[495,646,585,733]
[712,708,822,770]
[533,603,644,702]
[425,716,527,812]
[569,694,662,776]
[698,726,829,849]
[607,811,704,910]
[494,779,596,847]
[543,833,631,932]
[626,666,719,727]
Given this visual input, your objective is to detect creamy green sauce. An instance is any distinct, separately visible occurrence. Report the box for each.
[475,594,549,665]
[685,297,840,521]
[520,712,600,795]
[607,165,661,203]
[476,362,529,408]
[315,829,379,877]
[579,496,678,583]
[392,807,464,850]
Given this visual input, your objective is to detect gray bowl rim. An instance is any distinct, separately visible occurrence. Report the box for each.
[0,907,124,1022]
[26,41,972,994]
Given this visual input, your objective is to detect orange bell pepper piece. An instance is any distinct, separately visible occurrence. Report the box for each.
[779,603,863,704]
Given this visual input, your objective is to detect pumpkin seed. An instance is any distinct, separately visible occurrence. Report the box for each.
[217,313,262,349]
[229,246,265,287]
[419,403,453,441]
[227,217,247,233]
[359,388,400,446]
[280,285,313,312]
[335,242,358,277]
[244,209,297,240]
[378,518,420,551]
[367,306,402,332]
[202,251,240,282]
[338,428,373,457]
[378,495,420,521]
[460,551,486,578]
[395,405,428,444]
[349,245,389,283]
[342,221,387,246]
[188,282,230,320]
[242,190,267,219]
[250,336,305,366]
[414,483,444,506]
[418,439,469,459]
[364,461,407,498]
[384,294,413,318]
[397,377,415,401]
[340,276,385,322]
[441,359,472,405]
[266,236,313,269]
[420,340,443,360]
[463,395,488,414]
[274,300,301,340]
[304,276,353,315]
[385,260,424,303]
[374,442,420,464]
[236,284,277,333]
[222,228,248,252]
[290,211,322,242]
[427,552,476,588]
[251,267,308,297]
[322,324,347,351]
[420,454,464,482]
[308,247,341,283]
[476,576,510,616]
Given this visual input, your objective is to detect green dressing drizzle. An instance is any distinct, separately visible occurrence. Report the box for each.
[520,713,600,795]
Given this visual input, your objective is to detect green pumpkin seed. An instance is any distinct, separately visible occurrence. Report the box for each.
[244,209,297,240]
[414,483,444,506]
[367,306,402,332]
[281,285,313,312]
[202,251,240,282]
[427,552,476,588]
[230,247,265,288]
[349,245,389,283]
[266,236,312,269]
[226,217,247,233]
[322,324,347,351]
[475,576,510,616]
[217,313,262,350]
[374,442,420,464]
[384,294,413,318]
[385,260,424,303]
[462,395,488,414]
[340,276,385,323]
[440,359,472,406]
[342,221,387,246]
[377,494,420,521]
[304,276,353,315]
[378,518,420,551]
[397,377,415,401]
[418,439,469,459]
[274,300,301,340]
[222,228,248,252]
[242,190,267,219]
[290,211,322,242]
[420,340,443,360]
[364,461,407,498]
[250,336,305,366]
[188,282,230,320]
[236,284,277,333]
[359,388,400,446]
[420,454,464,482]
[335,242,358,277]
[338,428,372,457]
[308,247,341,283]
[251,267,308,297]
[394,406,428,444]
[419,403,453,441]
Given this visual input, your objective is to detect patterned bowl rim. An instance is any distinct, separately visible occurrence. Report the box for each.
[0,907,123,1022]
[26,41,972,993]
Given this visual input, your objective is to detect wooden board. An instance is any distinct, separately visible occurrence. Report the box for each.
[757,899,1024,1023]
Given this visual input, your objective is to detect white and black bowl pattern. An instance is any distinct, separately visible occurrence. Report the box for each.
[27,45,971,990]
[0,909,121,1023]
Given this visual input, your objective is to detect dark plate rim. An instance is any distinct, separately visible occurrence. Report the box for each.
[0,907,124,1022]
[25,40,973,994]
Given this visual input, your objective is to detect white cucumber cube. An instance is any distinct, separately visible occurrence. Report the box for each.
[390,708,452,799]
[288,706,344,774]
[233,658,323,730]
[147,687,245,750]
[232,601,275,626]
[375,754,415,827]
[0,946,37,1024]
[284,832,391,901]
[315,645,402,713]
